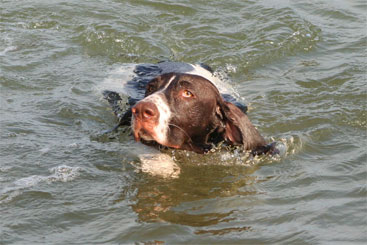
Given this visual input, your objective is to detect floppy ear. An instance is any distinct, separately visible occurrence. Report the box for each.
[217,101,266,150]
[145,77,161,97]
[145,73,177,97]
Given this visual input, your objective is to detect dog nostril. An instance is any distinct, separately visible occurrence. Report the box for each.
[131,107,138,115]
[132,102,158,121]
[143,108,155,118]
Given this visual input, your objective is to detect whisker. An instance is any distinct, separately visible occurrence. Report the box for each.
[168,123,193,142]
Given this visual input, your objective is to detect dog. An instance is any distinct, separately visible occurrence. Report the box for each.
[103,61,277,156]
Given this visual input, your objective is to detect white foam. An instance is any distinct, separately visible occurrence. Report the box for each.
[138,152,180,179]
[130,142,180,178]
[188,64,238,97]
[48,165,81,182]
[95,63,137,97]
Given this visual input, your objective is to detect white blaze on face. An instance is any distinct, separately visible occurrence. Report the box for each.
[134,75,176,145]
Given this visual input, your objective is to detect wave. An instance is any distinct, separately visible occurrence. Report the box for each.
[0,165,81,204]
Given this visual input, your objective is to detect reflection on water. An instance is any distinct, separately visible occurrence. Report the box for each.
[117,161,261,226]
[111,135,301,231]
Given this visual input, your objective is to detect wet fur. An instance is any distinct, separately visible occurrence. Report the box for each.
[104,63,277,155]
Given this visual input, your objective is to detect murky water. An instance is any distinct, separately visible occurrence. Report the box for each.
[1,0,366,244]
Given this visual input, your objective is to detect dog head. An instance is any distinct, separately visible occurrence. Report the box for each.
[131,73,266,153]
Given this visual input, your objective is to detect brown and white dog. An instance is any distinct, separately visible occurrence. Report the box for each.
[103,62,276,155]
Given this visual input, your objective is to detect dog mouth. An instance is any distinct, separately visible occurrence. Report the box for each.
[134,128,155,142]
[132,119,182,150]
[132,118,159,143]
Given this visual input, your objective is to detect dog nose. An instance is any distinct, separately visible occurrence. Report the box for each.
[132,101,159,122]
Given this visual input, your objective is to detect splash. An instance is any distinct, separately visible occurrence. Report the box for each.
[129,142,181,179]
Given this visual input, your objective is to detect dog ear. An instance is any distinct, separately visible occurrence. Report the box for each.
[145,76,162,97]
[216,101,266,150]
[145,73,177,97]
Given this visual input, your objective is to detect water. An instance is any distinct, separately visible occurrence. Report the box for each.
[0,0,366,244]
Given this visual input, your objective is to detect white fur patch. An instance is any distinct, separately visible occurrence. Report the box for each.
[141,94,171,144]
[138,75,176,144]
[164,75,176,89]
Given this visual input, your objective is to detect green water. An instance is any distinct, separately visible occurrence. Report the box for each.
[1,0,366,244]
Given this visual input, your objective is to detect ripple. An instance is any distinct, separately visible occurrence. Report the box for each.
[1,0,366,243]
[195,226,252,235]
[0,45,17,56]
[0,165,81,204]
[75,25,165,62]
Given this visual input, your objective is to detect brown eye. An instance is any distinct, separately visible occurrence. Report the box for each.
[181,90,194,98]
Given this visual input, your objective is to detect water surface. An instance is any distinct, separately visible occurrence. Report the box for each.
[1,0,366,244]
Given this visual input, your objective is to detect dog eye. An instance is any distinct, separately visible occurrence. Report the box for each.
[181,90,194,98]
